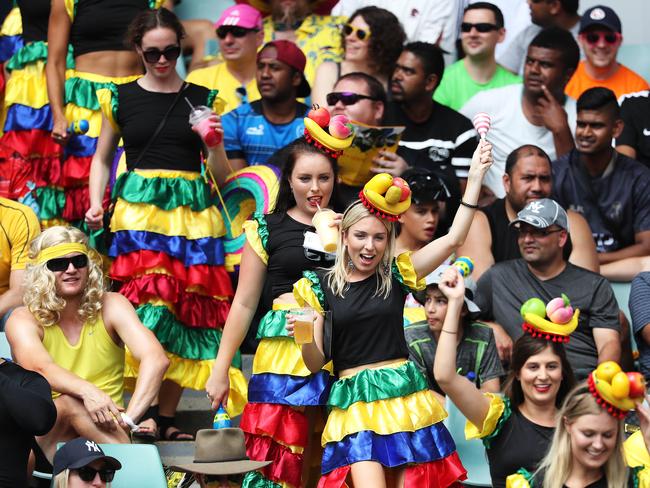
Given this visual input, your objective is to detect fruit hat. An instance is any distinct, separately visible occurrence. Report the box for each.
[588,362,646,419]
[303,106,354,159]
[520,294,580,343]
[358,173,412,221]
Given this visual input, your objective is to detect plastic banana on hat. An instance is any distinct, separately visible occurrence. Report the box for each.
[519,294,580,343]
[359,173,412,221]
[303,105,354,158]
[588,361,646,419]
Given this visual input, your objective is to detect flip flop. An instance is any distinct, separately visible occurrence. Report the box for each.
[163,426,194,441]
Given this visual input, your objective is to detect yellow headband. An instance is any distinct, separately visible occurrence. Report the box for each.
[34,243,88,264]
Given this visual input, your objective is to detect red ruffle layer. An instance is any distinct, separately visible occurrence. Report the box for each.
[62,184,110,222]
[62,155,91,187]
[1,129,62,161]
[239,403,309,449]
[119,274,230,328]
[245,433,303,488]
[111,250,233,297]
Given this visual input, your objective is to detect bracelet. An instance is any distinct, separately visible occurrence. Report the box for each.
[441,329,458,334]
[121,413,140,432]
[460,200,479,209]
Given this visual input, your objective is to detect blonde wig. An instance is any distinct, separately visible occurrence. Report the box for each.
[325,201,396,299]
[24,226,106,328]
[537,383,627,488]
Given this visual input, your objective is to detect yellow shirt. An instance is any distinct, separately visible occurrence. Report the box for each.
[43,314,125,407]
[263,14,344,88]
[186,62,261,114]
[0,198,40,294]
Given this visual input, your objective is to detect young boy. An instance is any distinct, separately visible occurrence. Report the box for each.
[405,264,504,395]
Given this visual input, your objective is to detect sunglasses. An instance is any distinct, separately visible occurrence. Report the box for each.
[515,225,564,238]
[326,91,378,106]
[342,23,371,41]
[46,254,88,272]
[142,45,181,64]
[74,466,115,482]
[406,174,451,201]
[582,31,621,45]
[216,26,258,39]
[461,22,499,33]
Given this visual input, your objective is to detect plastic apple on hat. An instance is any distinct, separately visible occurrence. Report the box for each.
[520,298,546,320]
[627,372,646,398]
[329,114,353,139]
[391,177,411,202]
[308,105,330,128]
[595,361,623,383]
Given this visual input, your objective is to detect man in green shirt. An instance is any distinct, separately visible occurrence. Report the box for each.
[434,2,520,111]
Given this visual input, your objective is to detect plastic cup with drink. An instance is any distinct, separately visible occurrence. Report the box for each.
[291,308,315,345]
[186,98,222,147]
[312,208,338,253]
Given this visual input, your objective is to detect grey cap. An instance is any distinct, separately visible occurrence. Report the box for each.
[421,264,480,313]
[510,198,569,231]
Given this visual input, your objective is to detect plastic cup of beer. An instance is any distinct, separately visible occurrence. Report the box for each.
[292,308,314,345]
[312,208,338,253]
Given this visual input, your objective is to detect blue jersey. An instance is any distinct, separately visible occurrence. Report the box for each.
[222,100,308,166]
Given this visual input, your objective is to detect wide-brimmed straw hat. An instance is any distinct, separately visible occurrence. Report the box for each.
[170,428,271,476]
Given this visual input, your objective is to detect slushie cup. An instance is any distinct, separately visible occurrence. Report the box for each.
[188,105,221,147]
[292,308,314,345]
[312,208,338,253]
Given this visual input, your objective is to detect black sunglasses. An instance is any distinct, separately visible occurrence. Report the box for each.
[216,26,258,39]
[461,22,500,33]
[142,45,181,64]
[342,23,370,41]
[583,31,621,45]
[46,254,88,272]
[75,466,115,482]
[326,91,378,106]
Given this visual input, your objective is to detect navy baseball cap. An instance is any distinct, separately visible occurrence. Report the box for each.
[580,6,622,34]
[53,438,122,476]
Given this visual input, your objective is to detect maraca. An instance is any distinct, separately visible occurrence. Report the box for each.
[454,256,474,277]
[472,112,491,140]
[67,119,90,135]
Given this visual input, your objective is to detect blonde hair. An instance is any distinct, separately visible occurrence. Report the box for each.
[24,226,106,327]
[537,383,627,488]
[325,201,396,298]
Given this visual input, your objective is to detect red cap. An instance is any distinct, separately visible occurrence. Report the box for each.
[257,40,310,97]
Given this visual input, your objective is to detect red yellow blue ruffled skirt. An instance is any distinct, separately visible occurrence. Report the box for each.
[241,307,334,488]
[110,169,247,416]
[318,360,466,487]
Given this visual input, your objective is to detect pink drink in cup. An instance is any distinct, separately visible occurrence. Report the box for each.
[312,208,338,253]
[188,105,222,147]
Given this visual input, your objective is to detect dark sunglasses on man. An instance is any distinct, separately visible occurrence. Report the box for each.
[73,466,116,483]
[581,30,621,45]
[460,22,499,33]
[142,45,181,63]
[326,91,379,106]
[216,26,258,39]
[46,254,89,272]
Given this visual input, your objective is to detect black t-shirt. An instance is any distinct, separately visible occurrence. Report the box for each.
[116,81,210,172]
[70,0,150,56]
[0,360,56,488]
[552,149,650,253]
[617,91,650,167]
[17,0,49,43]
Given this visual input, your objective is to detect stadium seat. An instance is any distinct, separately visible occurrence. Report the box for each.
[174,0,234,23]
[444,397,492,487]
[0,331,10,359]
[618,44,650,85]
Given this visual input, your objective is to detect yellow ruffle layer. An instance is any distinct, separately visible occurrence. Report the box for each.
[242,219,269,265]
[111,199,225,239]
[505,474,531,488]
[395,252,426,291]
[322,388,447,446]
[253,337,333,376]
[293,278,325,315]
[125,350,247,416]
[5,62,48,108]
[465,392,505,440]
[1,8,21,36]
[64,103,102,139]
[625,430,650,488]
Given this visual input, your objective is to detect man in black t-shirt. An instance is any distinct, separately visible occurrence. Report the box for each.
[617,90,650,167]
[552,87,650,280]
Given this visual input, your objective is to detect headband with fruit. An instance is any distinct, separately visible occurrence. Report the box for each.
[358,173,412,221]
[303,105,354,158]
[589,361,646,419]
[519,294,580,343]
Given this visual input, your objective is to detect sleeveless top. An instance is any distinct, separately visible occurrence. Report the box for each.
[17,0,50,43]
[42,314,125,406]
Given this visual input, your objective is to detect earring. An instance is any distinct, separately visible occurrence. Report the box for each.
[347,257,355,272]
[382,260,391,277]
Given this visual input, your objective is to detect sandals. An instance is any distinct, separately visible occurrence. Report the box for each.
[159,415,194,441]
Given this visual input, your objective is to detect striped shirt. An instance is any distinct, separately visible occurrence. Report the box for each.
[630,272,650,380]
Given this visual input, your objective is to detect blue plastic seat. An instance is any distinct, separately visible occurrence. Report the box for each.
[444,397,492,487]
[0,331,11,359]
[174,0,234,23]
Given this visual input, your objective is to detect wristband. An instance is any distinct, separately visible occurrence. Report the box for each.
[441,329,458,334]
[460,200,479,209]
[121,413,140,432]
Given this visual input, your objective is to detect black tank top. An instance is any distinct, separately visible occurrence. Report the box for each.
[17,0,50,43]
[70,0,149,57]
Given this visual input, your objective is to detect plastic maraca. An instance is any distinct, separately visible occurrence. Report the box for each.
[67,119,90,135]
[212,404,232,429]
[472,112,491,140]
[454,256,474,277]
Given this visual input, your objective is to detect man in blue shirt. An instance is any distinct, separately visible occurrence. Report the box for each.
[222,40,310,168]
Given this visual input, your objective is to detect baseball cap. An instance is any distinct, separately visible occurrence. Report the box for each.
[53,438,122,476]
[415,264,480,313]
[510,198,570,231]
[215,5,263,30]
[258,40,311,98]
[579,6,622,34]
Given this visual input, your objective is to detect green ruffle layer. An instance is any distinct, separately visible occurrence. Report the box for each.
[483,396,513,449]
[302,270,328,311]
[256,309,289,340]
[6,41,74,71]
[136,304,241,366]
[112,171,217,211]
[65,76,113,110]
[392,258,415,294]
[241,471,282,488]
[35,187,65,220]
[251,212,269,252]
[327,361,428,410]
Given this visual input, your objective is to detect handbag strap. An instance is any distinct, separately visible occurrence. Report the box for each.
[131,82,188,169]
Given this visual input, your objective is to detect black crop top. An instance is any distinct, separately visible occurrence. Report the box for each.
[308,268,412,372]
[17,0,50,44]
[114,81,210,172]
[69,0,150,57]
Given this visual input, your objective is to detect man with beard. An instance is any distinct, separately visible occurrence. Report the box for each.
[461,27,578,199]
[552,87,650,279]
[222,40,310,168]
[457,144,598,279]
